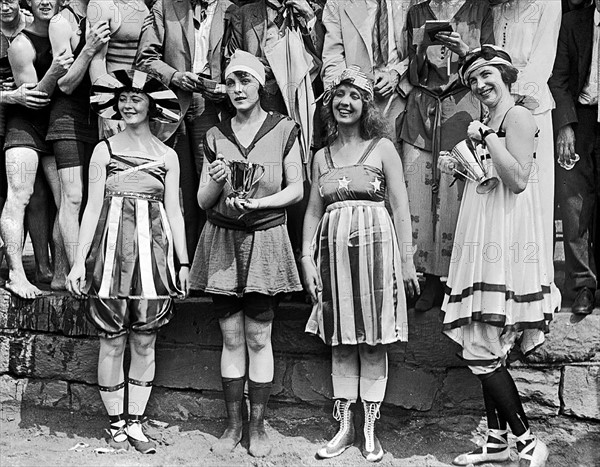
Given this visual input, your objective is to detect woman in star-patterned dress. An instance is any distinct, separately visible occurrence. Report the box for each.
[301,66,419,462]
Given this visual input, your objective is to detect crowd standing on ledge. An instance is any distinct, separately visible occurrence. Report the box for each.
[0,0,599,464]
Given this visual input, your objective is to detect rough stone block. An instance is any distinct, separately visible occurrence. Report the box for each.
[529,313,600,364]
[0,290,96,336]
[21,379,69,409]
[562,365,600,420]
[0,374,25,408]
[290,360,332,402]
[440,368,483,410]
[0,335,9,373]
[70,383,105,414]
[511,368,561,417]
[159,298,222,347]
[385,364,441,411]
[388,309,465,368]
[148,387,225,420]
[32,334,98,384]
[155,346,222,391]
[7,334,35,376]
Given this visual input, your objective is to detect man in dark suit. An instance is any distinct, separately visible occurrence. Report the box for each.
[136,0,234,256]
[549,0,600,314]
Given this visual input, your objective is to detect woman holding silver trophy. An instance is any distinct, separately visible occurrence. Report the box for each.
[438,45,560,467]
[189,50,304,458]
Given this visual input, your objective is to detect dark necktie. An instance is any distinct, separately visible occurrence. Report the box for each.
[372,0,389,68]
[267,0,286,29]
[192,0,208,24]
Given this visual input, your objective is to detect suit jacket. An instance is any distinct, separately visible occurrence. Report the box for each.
[320,0,409,86]
[548,5,595,130]
[135,0,234,116]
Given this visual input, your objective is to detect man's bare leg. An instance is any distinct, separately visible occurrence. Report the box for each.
[25,172,53,284]
[39,156,68,290]
[1,147,42,298]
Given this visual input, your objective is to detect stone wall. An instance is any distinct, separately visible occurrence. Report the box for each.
[0,290,599,422]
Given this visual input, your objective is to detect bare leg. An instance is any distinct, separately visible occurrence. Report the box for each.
[40,156,68,290]
[219,311,247,378]
[1,148,42,298]
[25,172,53,284]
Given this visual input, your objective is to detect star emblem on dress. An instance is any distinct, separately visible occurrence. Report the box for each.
[338,176,351,189]
[370,177,382,192]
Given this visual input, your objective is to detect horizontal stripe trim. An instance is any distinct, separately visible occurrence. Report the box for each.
[445,282,552,304]
[87,294,176,300]
[441,311,555,332]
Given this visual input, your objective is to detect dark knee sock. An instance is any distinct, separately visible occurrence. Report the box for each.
[222,377,244,428]
[248,380,272,427]
[479,366,529,438]
[483,384,507,431]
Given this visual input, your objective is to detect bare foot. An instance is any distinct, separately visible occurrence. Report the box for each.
[35,268,54,285]
[5,276,43,299]
[50,274,67,291]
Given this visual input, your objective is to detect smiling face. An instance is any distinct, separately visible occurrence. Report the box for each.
[225,71,261,112]
[27,0,60,22]
[117,90,151,125]
[468,65,510,108]
[0,0,20,25]
[331,83,364,127]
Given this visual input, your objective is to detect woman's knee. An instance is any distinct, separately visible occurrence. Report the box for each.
[129,333,157,358]
[358,344,386,362]
[245,320,272,353]
[99,336,127,359]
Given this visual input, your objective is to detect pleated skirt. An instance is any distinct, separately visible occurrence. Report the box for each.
[306,200,408,346]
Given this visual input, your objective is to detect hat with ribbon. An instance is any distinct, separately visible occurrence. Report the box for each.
[90,69,181,124]
[459,44,516,86]
[320,66,374,106]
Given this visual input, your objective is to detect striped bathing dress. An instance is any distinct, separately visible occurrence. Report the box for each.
[85,139,181,337]
[305,139,408,346]
[441,115,560,367]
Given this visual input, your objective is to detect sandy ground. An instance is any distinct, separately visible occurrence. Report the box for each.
[1,404,599,467]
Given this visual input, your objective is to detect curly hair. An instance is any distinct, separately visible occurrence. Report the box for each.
[321,85,390,144]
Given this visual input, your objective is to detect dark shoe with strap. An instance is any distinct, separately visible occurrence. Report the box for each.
[571,287,594,315]
[415,275,443,312]
[106,415,129,452]
[127,419,157,454]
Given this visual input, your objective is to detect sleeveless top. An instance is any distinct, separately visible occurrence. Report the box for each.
[20,29,52,80]
[203,112,300,231]
[318,139,386,206]
[106,1,148,71]
[47,6,98,143]
[0,32,12,138]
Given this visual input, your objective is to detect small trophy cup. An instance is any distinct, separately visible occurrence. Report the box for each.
[227,160,265,199]
[448,139,499,194]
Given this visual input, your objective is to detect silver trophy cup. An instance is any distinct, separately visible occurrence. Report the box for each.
[448,139,499,194]
[227,160,265,199]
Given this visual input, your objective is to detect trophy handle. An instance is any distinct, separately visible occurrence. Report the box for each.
[251,164,265,187]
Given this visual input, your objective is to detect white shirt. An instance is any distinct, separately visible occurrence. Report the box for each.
[492,0,562,115]
[578,9,600,108]
[193,0,219,75]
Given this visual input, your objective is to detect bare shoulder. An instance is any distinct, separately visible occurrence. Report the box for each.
[91,140,111,165]
[7,33,35,62]
[163,146,179,170]
[504,106,536,134]
[312,147,328,174]
[377,138,400,160]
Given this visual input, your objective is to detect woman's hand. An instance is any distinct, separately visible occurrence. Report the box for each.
[300,256,321,304]
[402,259,420,298]
[438,151,456,175]
[467,120,490,142]
[208,154,229,184]
[435,31,469,57]
[178,267,189,298]
[66,262,86,298]
[225,196,261,212]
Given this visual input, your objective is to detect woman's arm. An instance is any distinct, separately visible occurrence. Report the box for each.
[66,141,109,296]
[164,147,190,294]
[164,148,189,264]
[381,139,419,298]
[300,150,325,303]
[49,11,110,93]
[468,107,536,194]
